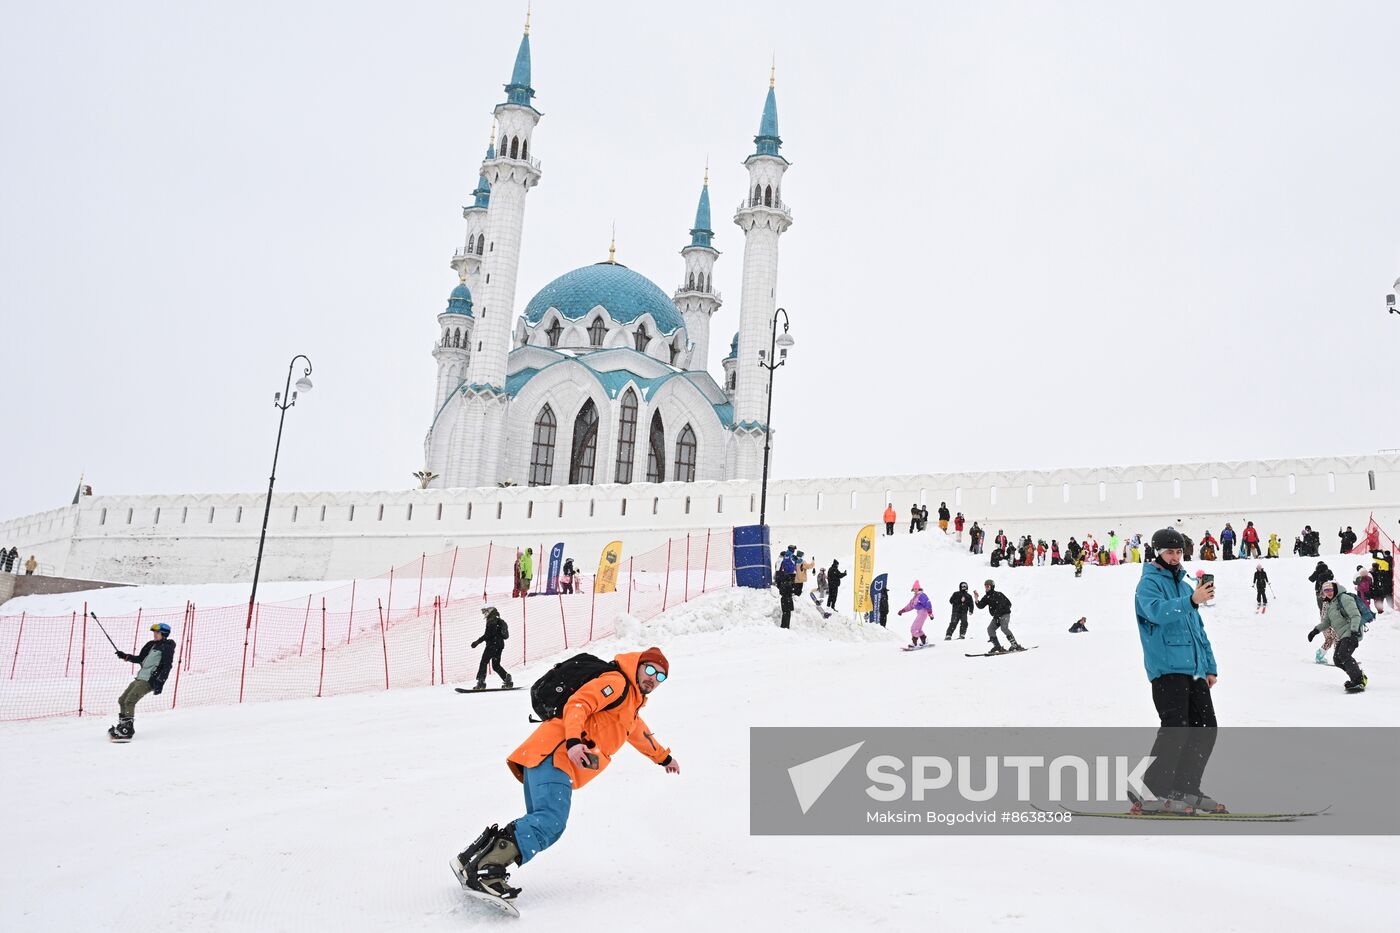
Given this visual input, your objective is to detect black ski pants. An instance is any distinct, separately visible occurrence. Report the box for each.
[1256,583,1267,606]
[885,522,894,536]
[1144,674,1217,798]
[476,644,509,684]
[946,610,969,638]
[986,613,1017,647]
[1333,634,1364,684]
[827,585,840,609]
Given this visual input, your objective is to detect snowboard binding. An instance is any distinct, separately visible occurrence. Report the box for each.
[108,718,134,742]
[451,823,522,902]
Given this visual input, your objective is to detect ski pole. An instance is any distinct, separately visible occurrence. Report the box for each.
[89,612,120,652]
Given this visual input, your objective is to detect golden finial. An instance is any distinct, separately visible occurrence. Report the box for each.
[703,157,709,187]
[769,54,776,89]
[524,2,531,35]
[608,222,616,264]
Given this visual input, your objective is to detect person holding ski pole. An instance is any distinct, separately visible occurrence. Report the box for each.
[109,619,176,741]
[470,605,513,691]
[450,648,679,910]
[1253,564,1269,613]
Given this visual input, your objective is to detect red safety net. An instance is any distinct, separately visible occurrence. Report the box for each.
[0,529,735,722]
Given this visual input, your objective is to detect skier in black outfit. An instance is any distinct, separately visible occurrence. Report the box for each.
[876,587,889,627]
[826,560,846,610]
[946,582,974,639]
[975,579,1020,653]
[1308,561,1334,610]
[1339,526,1357,553]
[471,605,514,690]
[1253,564,1269,612]
[110,622,176,740]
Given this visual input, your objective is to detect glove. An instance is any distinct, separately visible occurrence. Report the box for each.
[115,651,124,659]
[1307,628,1318,642]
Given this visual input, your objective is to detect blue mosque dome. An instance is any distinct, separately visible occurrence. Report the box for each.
[725,332,739,360]
[444,282,474,316]
[522,262,684,335]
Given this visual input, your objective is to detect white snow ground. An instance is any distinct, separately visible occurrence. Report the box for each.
[2,531,1396,931]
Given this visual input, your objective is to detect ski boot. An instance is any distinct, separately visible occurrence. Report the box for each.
[1344,680,1366,694]
[957,633,966,640]
[109,718,134,742]
[1008,641,1024,652]
[501,677,514,689]
[1129,791,1194,816]
[944,634,953,641]
[471,681,487,691]
[1314,649,1327,665]
[1182,792,1228,814]
[918,635,927,646]
[987,643,1007,655]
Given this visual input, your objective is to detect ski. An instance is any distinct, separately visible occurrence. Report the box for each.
[965,646,1037,658]
[454,686,521,694]
[1051,805,1329,822]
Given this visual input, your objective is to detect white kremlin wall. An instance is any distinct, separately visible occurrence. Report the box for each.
[2,454,1398,586]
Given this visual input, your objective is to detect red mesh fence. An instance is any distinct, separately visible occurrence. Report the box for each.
[0,529,735,722]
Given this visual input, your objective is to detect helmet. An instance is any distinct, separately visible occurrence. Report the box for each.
[984,579,995,589]
[1150,528,1186,551]
[150,622,171,636]
[959,582,968,590]
[480,605,497,615]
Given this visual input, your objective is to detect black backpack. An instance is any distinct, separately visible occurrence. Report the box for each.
[530,652,629,722]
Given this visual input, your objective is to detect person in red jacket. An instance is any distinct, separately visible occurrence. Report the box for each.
[953,512,966,542]
[451,648,679,907]
[883,503,897,536]
[1241,521,1261,559]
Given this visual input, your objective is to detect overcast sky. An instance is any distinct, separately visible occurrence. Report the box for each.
[3,1,1398,519]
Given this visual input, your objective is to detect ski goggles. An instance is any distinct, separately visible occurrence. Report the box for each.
[643,663,667,682]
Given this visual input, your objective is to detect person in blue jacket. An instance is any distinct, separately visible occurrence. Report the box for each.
[1133,527,1224,815]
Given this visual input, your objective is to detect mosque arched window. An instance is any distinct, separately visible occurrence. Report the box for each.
[521,139,528,161]
[634,324,650,352]
[764,185,773,207]
[686,272,695,290]
[529,405,557,486]
[726,371,736,391]
[453,328,461,348]
[545,319,563,348]
[589,317,607,347]
[646,411,665,483]
[669,340,682,366]
[443,329,451,347]
[568,400,599,485]
[510,136,519,159]
[615,389,638,484]
[476,233,485,255]
[753,183,762,206]
[674,424,697,483]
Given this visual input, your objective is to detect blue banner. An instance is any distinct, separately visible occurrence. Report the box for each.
[545,542,565,595]
[867,573,888,624]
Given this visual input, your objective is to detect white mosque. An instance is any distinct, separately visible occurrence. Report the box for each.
[423,19,792,489]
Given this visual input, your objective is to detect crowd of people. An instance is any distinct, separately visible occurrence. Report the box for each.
[0,546,34,575]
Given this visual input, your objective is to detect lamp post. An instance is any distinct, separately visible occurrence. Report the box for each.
[1387,277,1398,315]
[241,355,313,694]
[757,307,794,528]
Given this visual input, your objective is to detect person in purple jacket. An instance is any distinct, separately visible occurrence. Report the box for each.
[898,581,933,648]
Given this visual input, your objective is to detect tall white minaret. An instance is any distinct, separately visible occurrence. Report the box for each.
[674,165,721,371]
[730,67,792,480]
[451,128,495,294]
[444,17,543,488]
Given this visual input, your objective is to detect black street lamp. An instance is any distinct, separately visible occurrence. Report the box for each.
[241,355,313,696]
[757,307,795,528]
[1387,277,1398,315]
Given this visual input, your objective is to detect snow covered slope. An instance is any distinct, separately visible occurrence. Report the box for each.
[1,531,1395,931]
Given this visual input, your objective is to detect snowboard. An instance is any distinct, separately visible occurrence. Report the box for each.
[809,592,832,618]
[459,884,520,917]
[455,686,521,693]
[900,643,932,652]
[965,646,1037,658]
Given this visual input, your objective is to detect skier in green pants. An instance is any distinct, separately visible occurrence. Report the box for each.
[110,622,176,741]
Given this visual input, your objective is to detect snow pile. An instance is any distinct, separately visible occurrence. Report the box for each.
[0,536,1396,930]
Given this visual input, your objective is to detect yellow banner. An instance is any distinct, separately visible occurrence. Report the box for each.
[595,540,624,593]
[853,524,876,613]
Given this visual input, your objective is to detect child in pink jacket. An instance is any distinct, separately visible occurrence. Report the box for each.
[898,581,934,648]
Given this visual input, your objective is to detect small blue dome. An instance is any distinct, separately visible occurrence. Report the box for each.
[523,262,684,334]
[725,332,739,359]
[444,282,474,316]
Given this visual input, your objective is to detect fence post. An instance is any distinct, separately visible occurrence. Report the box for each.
[345,579,357,644]
[438,597,447,683]
[131,609,142,657]
[627,558,634,615]
[429,598,438,686]
[64,611,75,677]
[317,598,327,698]
[77,602,88,716]
[377,600,390,690]
[298,594,312,657]
[684,533,691,604]
[386,567,395,624]
[482,542,493,600]
[445,546,459,607]
[662,539,673,612]
[170,603,188,709]
[702,529,711,593]
[251,603,261,669]
[559,593,569,650]
[588,581,597,641]
[185,604,196,671]
[416,553,425,616]
[521,588,527,663]
[8,611,25,679]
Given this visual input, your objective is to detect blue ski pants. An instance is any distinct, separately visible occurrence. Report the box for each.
[513,759,573,864]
